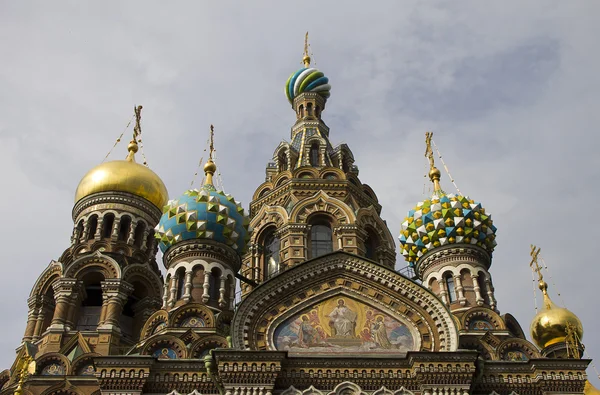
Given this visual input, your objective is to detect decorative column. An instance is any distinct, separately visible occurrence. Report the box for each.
[218,275,227,308]
[49,278,79,330]
[486,278,497,310]
[229,278,236,309]
[471,273,484,306]
[437,279,449,305]
[126,220,137,245]
[454,274,466,306]
[140,228,150,252]
[98,279,133,331]
[183,270,193,303]
[161,281,170,309]
[95,217,104,240]
[79,221,90,243]
[111,218,120,240]
[168,275,177,308]
[202,271,211,302]
[23,296,41,341]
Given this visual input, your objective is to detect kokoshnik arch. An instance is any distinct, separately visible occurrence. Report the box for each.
[1,34,597,395]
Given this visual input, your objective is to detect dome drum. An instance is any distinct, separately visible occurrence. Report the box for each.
[72,191,164,225]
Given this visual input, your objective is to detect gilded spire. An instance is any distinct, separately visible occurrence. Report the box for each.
[425,132,443,195]
[126,105,142,162]
[303,31,311,68]
[203,124,217,186]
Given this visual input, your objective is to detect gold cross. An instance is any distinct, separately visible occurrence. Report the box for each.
[425,131,435,171]
[529,244,543,282]
[133,105,143,140]
[209,124,215,161]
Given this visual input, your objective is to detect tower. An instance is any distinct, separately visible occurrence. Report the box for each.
[399,132,498,313]
[136,125,251,359]
[18,106,168,374]
[242,34,396,295]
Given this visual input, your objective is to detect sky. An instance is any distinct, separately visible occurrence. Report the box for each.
[0,0,599,386]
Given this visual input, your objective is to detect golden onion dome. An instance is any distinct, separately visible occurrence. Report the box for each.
[530,281,583,349]
[74,139,168,209]
[585,380,600,395]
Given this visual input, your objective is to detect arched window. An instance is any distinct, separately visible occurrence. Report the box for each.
[299,105,304,118]
[103,214,115,239]
[209,268,221,303]
[87,215,98,240]
[120,281,148,342]
[279,152,288,172]
[310,220,333,258]
[310,143,319,166]
[118,216,131,242]
[307,102,313,116]
[364,229,380,261]
[315,106,320,118]
[175,268,186,300]
[446,274,456,303]
[477,275,490,304]
[76,272,104,331]
[75,220,84,242]
[133,222,146,248]
[263,229,280,279]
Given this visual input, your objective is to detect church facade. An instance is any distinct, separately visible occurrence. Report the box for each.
[0,42,596,395]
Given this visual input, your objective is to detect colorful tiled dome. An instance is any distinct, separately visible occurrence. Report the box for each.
[285,67,331,104]
[155,184,251,255]
[399,193,497,266]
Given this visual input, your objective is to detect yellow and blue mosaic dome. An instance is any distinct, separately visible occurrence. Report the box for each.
[155,184,251,255]
[399,193,497,265]
[285,67,331,104]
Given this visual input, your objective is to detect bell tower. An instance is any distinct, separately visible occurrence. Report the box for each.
[242,34,396,297]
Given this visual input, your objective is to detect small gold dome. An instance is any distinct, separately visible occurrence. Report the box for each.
[74,158,168,209]
[585,380,600,395]
[530,282,583,349]
[203,159,217,174]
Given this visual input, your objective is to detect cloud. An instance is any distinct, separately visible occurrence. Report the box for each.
[0,0,599,386]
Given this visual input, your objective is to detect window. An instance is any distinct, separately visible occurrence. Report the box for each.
[87,216,98,240]
[279,152,288,172]
[103,214,115,239]
[175,268,186,300]
[310,144,319,166]
[446,275,456,303]
[310,221,333,258]
[364,230,379,261]
[263,230,280,279]
[118,216,131,242]
[477,275,490,304]
[133,222,146,248]
[76,273,104,331]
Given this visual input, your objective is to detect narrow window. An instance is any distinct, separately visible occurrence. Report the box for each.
[176,268,186,300]
[310,143,319,166]
[311,221,333,258]
[446,275,456,303]
[134,222,146,248]
[118,216,131,242]
[87,216,98,240]
[364,230,379,261]
[263,230,280,279]
[103,214,115,239]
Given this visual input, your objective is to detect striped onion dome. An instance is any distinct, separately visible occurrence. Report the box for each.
[285,67,331,104]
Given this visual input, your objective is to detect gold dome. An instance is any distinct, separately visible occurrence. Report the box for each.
[74,145,168,209]
[585,380,600,395]
[530,281,583,349]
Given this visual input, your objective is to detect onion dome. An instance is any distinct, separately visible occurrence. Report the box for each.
[399,132,496,265]
[284,32,331,104]
[530,280,583,349]
[584,381,600,395]
[285,67,331,104]
[74,106,168,209]
[154,128,251,255]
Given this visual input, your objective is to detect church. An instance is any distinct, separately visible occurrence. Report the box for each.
[1,37,597,395]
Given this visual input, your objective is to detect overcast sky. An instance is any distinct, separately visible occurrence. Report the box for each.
[1,1,599,386]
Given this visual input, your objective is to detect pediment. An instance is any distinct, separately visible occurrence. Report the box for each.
[232,252,457,352]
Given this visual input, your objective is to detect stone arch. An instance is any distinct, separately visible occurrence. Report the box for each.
[40,382,82,395]
[356,207,395,250]
[69,353,100,376]
[122,264,163,300]
[293,167,319,179]
[496,338,541,361]
[141,335,186,359]
[233,251,458,352]
[318,167,345,180]
[140,309,169,340]
[64,252,121,280]
[290,191,356,225]
[170,303,215,328]
[462,307,507,331]
[249,205,288,244]
[362,184,379,202]
[328,382,367,395]
[29,261,64,298]
[189,335,228,358]
[503,313,526,339]
[36,352,70,376]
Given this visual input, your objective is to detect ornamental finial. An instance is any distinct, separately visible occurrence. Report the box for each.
[126,105,142,162]
[529,244,547,294]
[203,124,217,186]
[302,32,311,68]
[425,132,442,194]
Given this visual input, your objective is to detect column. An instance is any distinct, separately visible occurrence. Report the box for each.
[202,272,211,302]
[229,278,236,309]
[141,229,150,252]
[183,270,193,302]
[437,279,449,305]
[471,273,484,306]
[454,274,466,306]
[161,281,170,309]
[486,278,497,310]
[168,275,177,308]
[98,280,133,331]
[218,275,227,308]
[23,296,41,340]
[111,218,120,240]
[95,217,104,240]
[49,279,79,330]
[79,221,90,243]
[127,220,137,245]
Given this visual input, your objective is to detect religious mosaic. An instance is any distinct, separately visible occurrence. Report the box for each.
[41,363,64,376]
[180,316,205,328]
[152,347,177,359]
[274,297,415,354]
